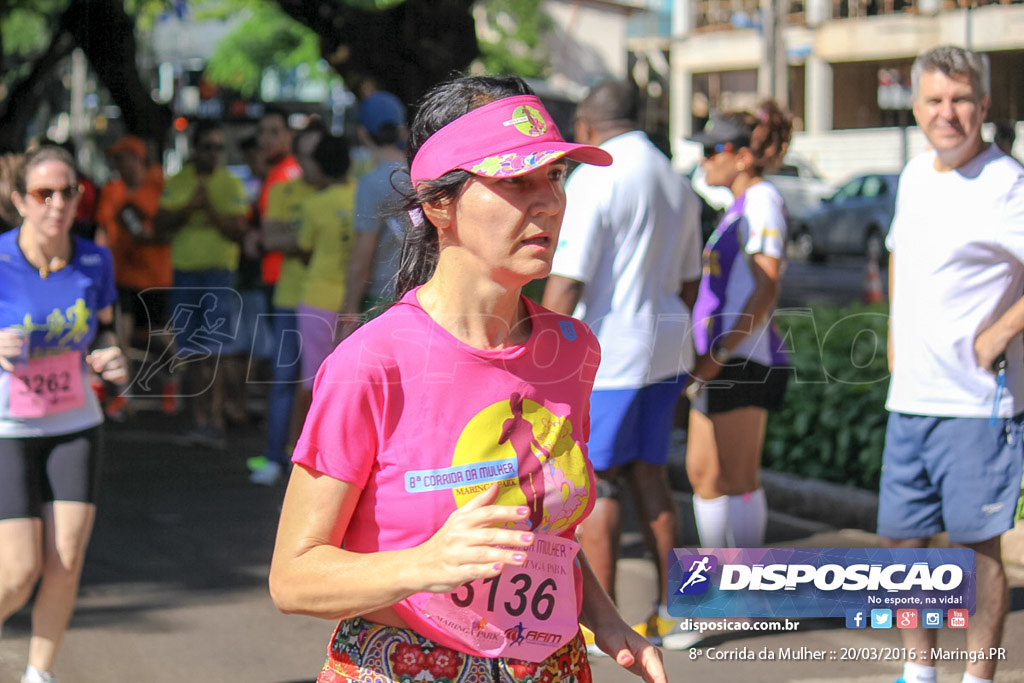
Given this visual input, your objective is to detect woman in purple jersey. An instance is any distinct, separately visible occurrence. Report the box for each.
[0,146,126,683]
[685,101,793,549]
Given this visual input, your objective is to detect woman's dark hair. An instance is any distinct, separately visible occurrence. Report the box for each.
[0,152,25,231]
[313,134,351,180]
[726,100,793,174]
[292,119,328,154]
[394,75,534,300]
[191,119,223,147]
[15,145,76,194]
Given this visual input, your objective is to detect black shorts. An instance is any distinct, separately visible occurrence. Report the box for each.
[117,287,171,331]
[0,427,102,520]
[697,358,789,415]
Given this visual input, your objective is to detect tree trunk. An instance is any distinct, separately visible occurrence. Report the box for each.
[0,0,171,152]
[274,0,479,108]
[63,0,172,144]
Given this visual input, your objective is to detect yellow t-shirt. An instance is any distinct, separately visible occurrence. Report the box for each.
[297,183,356,312]
[265,179,316,309]
[160,164,248,271]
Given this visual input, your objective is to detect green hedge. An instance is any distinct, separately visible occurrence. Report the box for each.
[764,302,890,491]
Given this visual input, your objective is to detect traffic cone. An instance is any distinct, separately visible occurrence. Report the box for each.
[862,255,883,304]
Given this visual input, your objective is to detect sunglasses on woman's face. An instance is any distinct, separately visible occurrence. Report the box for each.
[26,184,83,205]
[703,143,734,159]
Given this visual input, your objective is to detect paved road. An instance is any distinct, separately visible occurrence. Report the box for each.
[779,256,887,309]
[2,409,1022,683]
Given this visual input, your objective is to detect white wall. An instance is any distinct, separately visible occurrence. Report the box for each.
[545,0,636,94]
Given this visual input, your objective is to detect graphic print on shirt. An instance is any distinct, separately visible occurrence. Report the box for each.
[9,299,93,417]
[16,298,93,349]
[405,392,590,534]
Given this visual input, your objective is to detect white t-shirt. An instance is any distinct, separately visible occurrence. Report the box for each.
[551,130,703,389]
[886,145,1024,418]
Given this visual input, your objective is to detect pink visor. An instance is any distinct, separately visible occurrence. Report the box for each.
[409,95,612,186]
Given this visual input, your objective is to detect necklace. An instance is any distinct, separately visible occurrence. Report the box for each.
[38,256,68,279]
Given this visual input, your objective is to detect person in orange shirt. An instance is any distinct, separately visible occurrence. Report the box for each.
[257,106,300,287]
[95,135,173,414]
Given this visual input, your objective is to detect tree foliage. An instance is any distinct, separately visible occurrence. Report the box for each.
[473,0,552,79]
[0,0,483,150]
[202,4,325,97]
[0,0,172,150]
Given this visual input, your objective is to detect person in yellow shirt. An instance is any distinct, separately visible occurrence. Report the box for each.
[294,134,355,427]
[248,121,326,486]
[153,120,249,449]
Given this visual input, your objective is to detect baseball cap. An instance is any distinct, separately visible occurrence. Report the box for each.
[689,113,751,151]
[410,94,612,187]
[356,91,407,136]
[107,135,147,159]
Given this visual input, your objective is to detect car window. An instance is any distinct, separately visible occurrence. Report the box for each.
[861,175,886,198]
[832,177,864,203]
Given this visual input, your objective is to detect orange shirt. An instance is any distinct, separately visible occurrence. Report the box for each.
[96,168,170,290]
[259,154,302,284]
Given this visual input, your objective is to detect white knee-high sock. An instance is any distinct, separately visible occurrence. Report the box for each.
[726,488,767,547]
[692,494,730,547]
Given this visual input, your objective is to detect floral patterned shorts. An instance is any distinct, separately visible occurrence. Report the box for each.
[317,616,593,683]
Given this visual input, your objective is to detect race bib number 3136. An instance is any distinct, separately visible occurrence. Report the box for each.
[424,534,580,662]
[10,352,85,418]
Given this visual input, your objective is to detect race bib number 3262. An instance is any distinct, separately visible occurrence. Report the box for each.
[10,352,85,418]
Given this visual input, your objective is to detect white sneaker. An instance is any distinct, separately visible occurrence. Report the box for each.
[249,461,283,486]
[579,624,607,657]
[21,668,58,683]
[632,610,703,651]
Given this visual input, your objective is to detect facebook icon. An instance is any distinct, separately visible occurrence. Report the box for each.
[846,609,867,629]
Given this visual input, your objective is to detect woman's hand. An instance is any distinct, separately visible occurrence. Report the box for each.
[590,619,667,683]
[0,328,28,372]
[691,352,724,384]
[87,346,128,385]
[415,483,535,594]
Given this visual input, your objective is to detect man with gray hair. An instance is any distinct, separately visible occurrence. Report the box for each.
[881,44,1024,683]
[543,79,703,652]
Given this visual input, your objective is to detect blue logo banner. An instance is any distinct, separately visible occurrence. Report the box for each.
[667,548,975,618]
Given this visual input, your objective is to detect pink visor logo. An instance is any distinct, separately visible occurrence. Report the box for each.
[503,105,548,137]
[409,94,612,186]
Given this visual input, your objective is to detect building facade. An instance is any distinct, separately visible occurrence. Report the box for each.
[626,0,1023,179]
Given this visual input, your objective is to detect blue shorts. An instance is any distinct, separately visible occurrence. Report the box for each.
[877,412,1024,544]
[587,374,688,472]
[168,270,242,357]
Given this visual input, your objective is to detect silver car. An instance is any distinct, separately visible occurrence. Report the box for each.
[790,173,900,263]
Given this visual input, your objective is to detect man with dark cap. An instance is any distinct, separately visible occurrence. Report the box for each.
[340,91,411,331]
[543,79,704,652]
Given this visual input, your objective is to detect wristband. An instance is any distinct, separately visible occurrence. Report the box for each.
[711,344,731,364]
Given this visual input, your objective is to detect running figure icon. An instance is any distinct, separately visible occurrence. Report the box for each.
[679,556,712,593]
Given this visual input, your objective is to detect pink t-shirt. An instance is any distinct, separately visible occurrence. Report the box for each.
[293,288,600,659]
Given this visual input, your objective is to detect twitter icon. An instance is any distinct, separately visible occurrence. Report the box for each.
[871,609,893,629]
